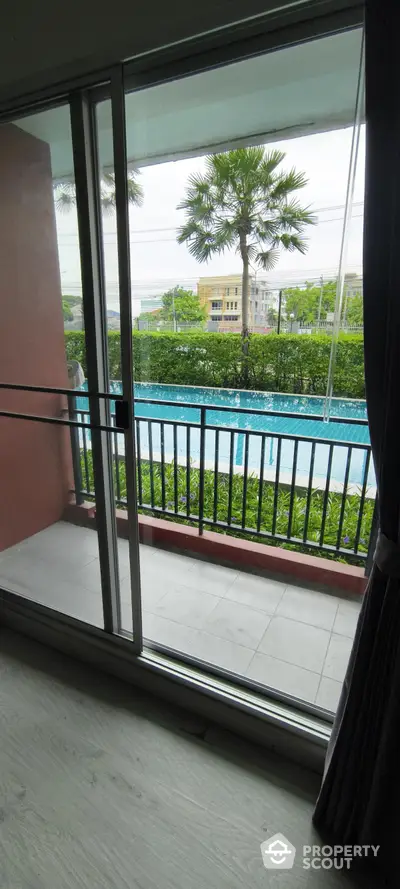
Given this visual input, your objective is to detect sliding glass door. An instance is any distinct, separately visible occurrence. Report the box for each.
[113,25,368,714]
[0,8,368,719]
[0,82,142,649]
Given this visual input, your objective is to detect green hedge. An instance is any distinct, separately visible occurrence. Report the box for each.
[65,331,365,398]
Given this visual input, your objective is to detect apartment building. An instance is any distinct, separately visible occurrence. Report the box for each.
[197,274,276,327]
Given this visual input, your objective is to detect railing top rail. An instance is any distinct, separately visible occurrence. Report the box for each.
[74,392,367,426]
[0,382,123,400]
[77,407,371,451]
[133,396,368,425]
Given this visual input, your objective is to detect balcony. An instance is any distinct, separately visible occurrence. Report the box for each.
[1,385,371,715]
[0,520,361,712]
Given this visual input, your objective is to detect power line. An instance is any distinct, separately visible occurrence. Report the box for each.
[56,202,365,239]
[57,213,364,249]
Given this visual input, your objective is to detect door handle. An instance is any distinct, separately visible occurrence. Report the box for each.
[114,400,130,431]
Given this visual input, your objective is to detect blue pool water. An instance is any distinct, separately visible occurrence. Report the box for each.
[75,383,374,489]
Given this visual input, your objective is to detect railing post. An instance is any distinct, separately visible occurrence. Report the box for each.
[365,495,379,577]
[68,392,84,506]
[199,406,206,535]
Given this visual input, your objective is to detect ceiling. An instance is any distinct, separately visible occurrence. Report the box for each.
[15,27,363,180]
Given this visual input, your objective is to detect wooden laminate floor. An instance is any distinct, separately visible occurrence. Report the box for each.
[0,629,376,888]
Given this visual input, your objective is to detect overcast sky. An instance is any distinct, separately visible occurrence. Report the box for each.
[56,125,365,316]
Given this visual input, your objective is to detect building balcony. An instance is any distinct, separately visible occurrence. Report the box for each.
[0,519,361,713]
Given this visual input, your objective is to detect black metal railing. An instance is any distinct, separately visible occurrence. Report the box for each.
[71,396,377,565]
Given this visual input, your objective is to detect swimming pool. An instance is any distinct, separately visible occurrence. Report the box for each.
[75,382,374,490]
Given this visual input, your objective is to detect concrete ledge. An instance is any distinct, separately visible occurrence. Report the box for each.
[63,503,367,596]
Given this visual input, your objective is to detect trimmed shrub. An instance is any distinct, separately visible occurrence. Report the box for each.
[65,331,365,398]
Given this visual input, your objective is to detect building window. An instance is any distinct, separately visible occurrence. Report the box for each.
[211,315,222,321]
[234,301,238,310]
[226,287,230,296]
[235,287,238,295]
[211,301,222,309]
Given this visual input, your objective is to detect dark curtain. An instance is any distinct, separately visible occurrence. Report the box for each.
[313,2,400,883]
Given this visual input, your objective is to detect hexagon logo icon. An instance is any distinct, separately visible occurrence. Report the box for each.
[261,833,296,869]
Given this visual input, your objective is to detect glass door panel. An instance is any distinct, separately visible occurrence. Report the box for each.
[119,28,367,712]
[0,102,105,626]
[0,92,142,647]
[91,80,142,645]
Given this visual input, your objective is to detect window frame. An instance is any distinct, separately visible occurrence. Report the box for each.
[0,1,365,770]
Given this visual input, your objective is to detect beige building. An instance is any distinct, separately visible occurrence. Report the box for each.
[197,274,276,328]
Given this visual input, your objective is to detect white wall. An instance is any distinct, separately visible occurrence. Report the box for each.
[0,0,353,103]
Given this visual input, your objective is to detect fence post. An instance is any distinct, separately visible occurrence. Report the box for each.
[199,406,206,535]
[365,496,379,577]
[68,392,84,506]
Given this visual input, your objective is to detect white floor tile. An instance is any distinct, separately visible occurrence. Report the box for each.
[315,676,343,712]
[188,630,254,675]
[72,559,102,594]
[246,652,320,702]
[225,573,285,614]
[22,532,98,571]
[258,616,331,673]
[323,633,353,682]
[276,585,339,631]
[152,585,220,630]
[183,560,238,597]
[143,613,254,675]
[1,520,360,705]
[120,574,167,614]
[333,598,362,638]
[142,612,200,653]
[201,598,270,649]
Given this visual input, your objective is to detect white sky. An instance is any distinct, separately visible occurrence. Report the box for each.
[56,124,365,316]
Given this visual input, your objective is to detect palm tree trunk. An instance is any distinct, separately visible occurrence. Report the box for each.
[240,234,250,386]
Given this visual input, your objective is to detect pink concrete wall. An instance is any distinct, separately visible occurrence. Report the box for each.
[0,123,72,550]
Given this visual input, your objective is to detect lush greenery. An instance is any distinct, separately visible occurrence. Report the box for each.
[283,278,363,327]
[62,300,73,322]
[284,279,336,325]
[81,451,373,564]
[63,293,83,322]
[65,330,365,398]
[138,286,206,327]
[345,292,363,326]
[177,147,315,344]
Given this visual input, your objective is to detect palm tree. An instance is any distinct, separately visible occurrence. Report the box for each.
[177,147,315,376]
[54,169,143,213]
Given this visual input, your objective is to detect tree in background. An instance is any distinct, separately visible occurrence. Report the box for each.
[54,170,143,213]
[137,311,162,325]
[159,286,207,327]
[283,279,363,327]
[62,293,82,324]
[283,280,336,325]
[267,307,278,326]
[177,147,315,376]
[62,300,73,322]
[345,291,363,326]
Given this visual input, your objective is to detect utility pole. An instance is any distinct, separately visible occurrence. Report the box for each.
[317,275,323,327]
[277,290,283,334]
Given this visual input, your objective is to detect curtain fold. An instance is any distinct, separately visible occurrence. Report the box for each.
[313,1,400,882]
